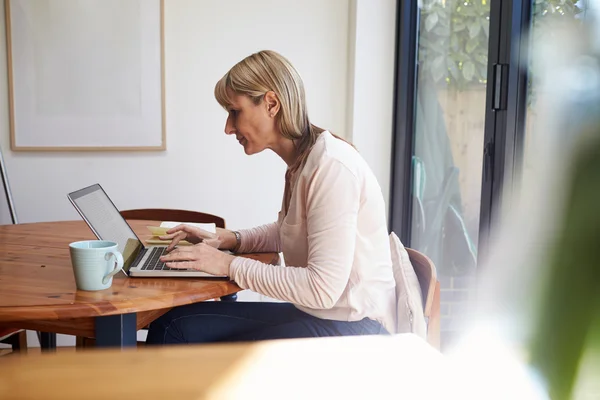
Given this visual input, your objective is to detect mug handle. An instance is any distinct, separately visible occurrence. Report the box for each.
[103,250,124,285]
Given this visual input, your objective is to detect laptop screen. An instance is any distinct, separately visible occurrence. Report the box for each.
[68,184,143,273]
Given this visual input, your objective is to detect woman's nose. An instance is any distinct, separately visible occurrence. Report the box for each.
[224,116,236,135]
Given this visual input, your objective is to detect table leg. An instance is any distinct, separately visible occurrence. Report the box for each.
[220,293,238,302]
[39,332,56,352]
[95,313,137,348]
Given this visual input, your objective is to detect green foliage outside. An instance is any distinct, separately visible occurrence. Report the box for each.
[418,0,585,91]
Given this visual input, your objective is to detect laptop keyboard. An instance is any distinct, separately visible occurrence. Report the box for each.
[140,247,188,271]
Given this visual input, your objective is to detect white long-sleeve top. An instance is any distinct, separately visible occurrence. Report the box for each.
[229,131,396,332]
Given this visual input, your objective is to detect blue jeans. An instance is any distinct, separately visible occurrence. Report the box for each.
[146,302,388,345]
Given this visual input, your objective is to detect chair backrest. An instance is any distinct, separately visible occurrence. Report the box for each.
[406,247,441,350]
[120,209,226,228]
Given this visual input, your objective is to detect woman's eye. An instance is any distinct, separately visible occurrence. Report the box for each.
[229,109,238,116]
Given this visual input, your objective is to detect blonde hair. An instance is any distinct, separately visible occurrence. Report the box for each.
[214,50,328,172]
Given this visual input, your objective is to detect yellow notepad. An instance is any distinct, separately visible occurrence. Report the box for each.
[145,237,192,246]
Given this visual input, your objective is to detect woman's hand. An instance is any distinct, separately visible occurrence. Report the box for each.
[159,243,235,276]
[160,225,238,252]
[214,228,238,251]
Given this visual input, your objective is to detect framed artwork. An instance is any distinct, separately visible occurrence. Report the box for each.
[5,0,165,151]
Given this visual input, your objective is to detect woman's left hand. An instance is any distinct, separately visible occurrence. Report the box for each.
[160,243,235,276]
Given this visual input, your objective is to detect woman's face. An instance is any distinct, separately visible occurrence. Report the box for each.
[224,92,277,155]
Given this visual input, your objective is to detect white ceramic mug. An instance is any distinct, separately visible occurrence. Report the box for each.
[69,240,123,291]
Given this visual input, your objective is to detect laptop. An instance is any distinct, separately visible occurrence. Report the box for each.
[67,183,223,278]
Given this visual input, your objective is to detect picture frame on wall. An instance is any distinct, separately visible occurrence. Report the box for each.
[5,0,165,151]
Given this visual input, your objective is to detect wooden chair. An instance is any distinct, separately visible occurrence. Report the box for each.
[406,248,441,350]
[0,328,27,354]
[120,209,226,229]
[77,208,231,350]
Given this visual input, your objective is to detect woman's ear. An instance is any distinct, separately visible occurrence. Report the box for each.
[264,91,280,118]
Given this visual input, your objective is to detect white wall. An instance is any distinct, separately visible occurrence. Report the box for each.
[0,0,349,227]
[0,0,396,346]
[348,0,396,211]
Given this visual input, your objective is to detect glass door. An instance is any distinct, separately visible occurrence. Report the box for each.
[391,0,585,349]
[410,0,491,343]
[523,0,591,174]
[392,0,594,352]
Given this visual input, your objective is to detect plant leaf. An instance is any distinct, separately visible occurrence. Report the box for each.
[468,21,482,38]
[433,26,449,36]
[482,21,490,37]
[432,55,447,82]
[452,23,466,32]
[478,63,488,80]
[475,53,488,65]
[462,61,475,81]
[460,6,477,17]
[450,35,460,52]
[466,37,479,54]
[425,12,438,32]
[447,60,461,81]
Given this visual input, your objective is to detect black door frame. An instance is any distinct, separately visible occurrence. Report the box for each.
[478,0,532,264]
[389,0,532,268]
[389,0,419,244]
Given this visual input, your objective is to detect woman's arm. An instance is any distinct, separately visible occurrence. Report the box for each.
[229,158,359,309]
[235,222,281,253]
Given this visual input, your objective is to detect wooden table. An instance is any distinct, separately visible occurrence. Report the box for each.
[0,334,447,400]
[0,220,278,348]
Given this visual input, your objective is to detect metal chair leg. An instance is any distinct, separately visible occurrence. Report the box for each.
[220,293,238,302]
[39,332,56,352]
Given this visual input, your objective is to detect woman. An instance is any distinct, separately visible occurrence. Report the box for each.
[146,50,396,345]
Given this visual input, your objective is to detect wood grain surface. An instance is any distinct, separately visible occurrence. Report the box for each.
[0,334,440,400]
[0,220,279,323]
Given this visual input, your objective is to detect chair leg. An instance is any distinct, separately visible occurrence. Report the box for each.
[220,293,238,302]
[6,331,28,354]
[427,282,441,351]
[39,332,57,352]
[76,337,96,350]
[16,331,27,353]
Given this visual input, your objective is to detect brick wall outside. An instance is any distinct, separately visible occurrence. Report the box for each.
[438,273,477,349]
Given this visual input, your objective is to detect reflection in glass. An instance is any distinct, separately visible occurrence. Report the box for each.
[524,0,590,177]
[412,0,491,340]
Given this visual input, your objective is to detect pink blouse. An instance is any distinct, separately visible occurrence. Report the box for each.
[229,131,396,332]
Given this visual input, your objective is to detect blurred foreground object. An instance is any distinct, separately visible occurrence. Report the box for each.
[450,5,600,400]
[527,11,600,398]
[0,334,449,400]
